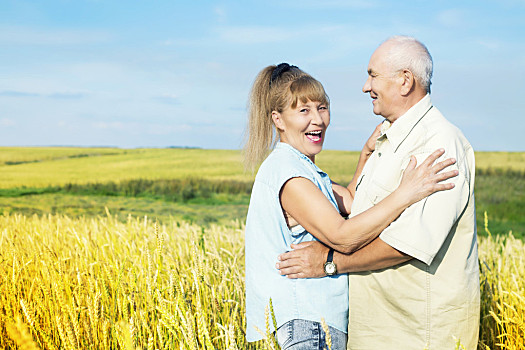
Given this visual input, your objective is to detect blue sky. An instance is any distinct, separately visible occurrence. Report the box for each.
[1,0,524,151]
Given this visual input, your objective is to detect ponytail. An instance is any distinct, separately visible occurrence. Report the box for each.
[243,66,276,171]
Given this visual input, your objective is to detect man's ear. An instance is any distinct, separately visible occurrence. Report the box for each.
[272,111,284,130]
[400,69,415,96]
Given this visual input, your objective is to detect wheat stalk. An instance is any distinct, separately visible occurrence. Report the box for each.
[321,317,332,350]
[6,315,40,350]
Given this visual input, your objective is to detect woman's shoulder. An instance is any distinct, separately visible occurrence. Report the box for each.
[256,146,313,185]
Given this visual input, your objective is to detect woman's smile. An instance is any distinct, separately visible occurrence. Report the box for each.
[305,130,323,143]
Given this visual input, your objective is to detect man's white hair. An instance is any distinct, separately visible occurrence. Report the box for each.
[383,35,433,93]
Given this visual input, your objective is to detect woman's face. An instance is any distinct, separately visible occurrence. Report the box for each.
[272,99,330,162]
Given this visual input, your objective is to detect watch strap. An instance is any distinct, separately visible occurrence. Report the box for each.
[327,248,334,263]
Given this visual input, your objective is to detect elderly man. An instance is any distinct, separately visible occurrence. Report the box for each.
[276,36,480,349]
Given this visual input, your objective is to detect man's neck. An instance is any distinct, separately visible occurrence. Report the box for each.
[388,91,428,124]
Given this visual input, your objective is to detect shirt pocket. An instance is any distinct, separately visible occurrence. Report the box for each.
[364,154,405,205]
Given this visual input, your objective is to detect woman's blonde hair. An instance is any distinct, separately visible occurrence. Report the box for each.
[243,63,329,171]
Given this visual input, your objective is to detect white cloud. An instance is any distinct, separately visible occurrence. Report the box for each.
[0,90,87,99]
[159,93,178,100]
[0,118,15,127]
[436,9,465,28]
[146,124,192,136]
[215,23,366,47]
[214,6,227,23]
[92,121,192,136]
[48,92,86,99]
[280,0,378,9]
[0,90,40,97]
[160,39,176,46]
[215,26,298,44]
[161,24,334,47]
[476,39,502,51]
[93,121,127,130]
[154,93,179,105]
[0,25,113,46]
[62,62,126,77]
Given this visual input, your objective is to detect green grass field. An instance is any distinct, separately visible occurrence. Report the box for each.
[0,147,523,236]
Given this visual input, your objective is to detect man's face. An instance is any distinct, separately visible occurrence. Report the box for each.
[362,45,403,122]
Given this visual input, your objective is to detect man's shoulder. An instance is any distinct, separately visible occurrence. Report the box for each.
[410,106,475,176]
[419,106,472,151]
[425,106,462,134]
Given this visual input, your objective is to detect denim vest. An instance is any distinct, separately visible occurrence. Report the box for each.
[245,142,348,342]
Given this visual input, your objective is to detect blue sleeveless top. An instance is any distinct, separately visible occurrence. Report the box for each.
[245,142,348,341]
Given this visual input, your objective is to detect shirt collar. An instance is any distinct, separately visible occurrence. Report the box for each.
[383,94,433,152]
[275,142,326,175]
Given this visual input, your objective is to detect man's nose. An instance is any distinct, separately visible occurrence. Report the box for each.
[362,76,371,93]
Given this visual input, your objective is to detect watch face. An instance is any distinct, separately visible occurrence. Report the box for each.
[324,262,336,275]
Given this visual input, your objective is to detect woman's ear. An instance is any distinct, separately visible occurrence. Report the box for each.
[272,111,284,130]
[400,69,415,96]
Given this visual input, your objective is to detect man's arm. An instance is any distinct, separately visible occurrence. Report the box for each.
[276,238,410,279]
[335,237,411,272]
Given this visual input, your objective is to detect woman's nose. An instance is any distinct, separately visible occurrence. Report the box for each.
[311,110,323,124]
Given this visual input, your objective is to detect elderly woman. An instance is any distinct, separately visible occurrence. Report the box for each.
[243,63,457,349]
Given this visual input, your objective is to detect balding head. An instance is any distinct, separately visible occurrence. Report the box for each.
[379,36,433,93]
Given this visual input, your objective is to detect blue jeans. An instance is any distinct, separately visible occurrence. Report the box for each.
[276,319,347,350]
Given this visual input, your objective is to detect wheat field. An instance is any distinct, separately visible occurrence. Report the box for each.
[0,147,523,349]
[0,211,523,350]
[0,212,250,349]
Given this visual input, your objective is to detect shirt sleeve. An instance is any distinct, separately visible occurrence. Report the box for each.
[378,148,474,266]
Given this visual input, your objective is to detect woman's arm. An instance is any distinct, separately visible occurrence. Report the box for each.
[280,149,457,254]
[331,123,382,216]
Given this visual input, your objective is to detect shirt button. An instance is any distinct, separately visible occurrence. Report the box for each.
[378,152,382,157]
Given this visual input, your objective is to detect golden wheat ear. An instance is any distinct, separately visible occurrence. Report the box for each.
[321,317,332,350]
[6,315,41,350]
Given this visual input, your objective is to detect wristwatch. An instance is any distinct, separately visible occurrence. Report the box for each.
[323,248,337,276]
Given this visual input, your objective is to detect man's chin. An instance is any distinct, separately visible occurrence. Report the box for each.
[372,108,382,116]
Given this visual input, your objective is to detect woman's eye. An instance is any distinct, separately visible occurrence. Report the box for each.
[300,108,308,113]
[319,106,328,110]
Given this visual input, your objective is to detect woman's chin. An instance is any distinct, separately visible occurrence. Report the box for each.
[306,143,324,158]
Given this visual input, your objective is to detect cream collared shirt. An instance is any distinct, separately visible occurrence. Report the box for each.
[348,95,480,350]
